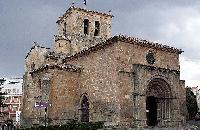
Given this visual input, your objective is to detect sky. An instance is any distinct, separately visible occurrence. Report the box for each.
[0,0,200,86]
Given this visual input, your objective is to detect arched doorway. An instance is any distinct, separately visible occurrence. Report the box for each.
[80,94,89,122]
[146,78,172,126]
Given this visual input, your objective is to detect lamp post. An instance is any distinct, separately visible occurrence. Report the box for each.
[35,101,50,129]
[45,107,47,130]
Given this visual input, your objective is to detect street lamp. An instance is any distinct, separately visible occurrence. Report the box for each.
[45,107,47,130]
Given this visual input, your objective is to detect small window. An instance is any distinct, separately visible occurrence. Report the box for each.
[63,22,67,35]
[94,21,100,36]
[13,89,16,93]
[13,97,18,103]
[58,43,62,47]
[12,105,18,111]
[83,19,89,35]
[31,62,35,70]
[6,89,11,94]
[38,79,42,89]
[3,107,8,112]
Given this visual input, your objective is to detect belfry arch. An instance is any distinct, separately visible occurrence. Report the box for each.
[146,78,173,126]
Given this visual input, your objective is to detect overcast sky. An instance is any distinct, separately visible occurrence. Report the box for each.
[0,0,200,86]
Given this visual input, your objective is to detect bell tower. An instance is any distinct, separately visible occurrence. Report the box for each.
[54,6,113,54]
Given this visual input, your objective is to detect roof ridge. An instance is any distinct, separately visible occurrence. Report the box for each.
[116,34,183,53]
[57,6,113,23]
[25,42,50,59]
[63,35,183,62]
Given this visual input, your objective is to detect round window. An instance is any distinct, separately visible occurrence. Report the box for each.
[146,53,156,65]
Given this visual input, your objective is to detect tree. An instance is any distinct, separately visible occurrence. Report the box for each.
[186,87,198,120]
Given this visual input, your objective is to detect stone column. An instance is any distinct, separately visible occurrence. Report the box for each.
[134,96,147,128]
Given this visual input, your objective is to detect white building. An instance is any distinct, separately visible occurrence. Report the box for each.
[1,78,23,96]
[0,78,23,125]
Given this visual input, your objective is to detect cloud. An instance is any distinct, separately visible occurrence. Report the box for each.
[0,0,63,76]
[180,56,200,86]
[111,2,200,54]
[155,6,200,59]
[0,0,200,87]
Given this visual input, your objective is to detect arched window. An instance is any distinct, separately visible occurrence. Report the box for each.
[83,19,89,35]
[38,79,42,89]
[94,21,100,36]
[80,94,89,122]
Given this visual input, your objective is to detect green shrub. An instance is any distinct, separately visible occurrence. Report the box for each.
[19,121,104,130]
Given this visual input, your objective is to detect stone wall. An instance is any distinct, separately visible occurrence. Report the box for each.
[54,38,72,54]
[48,69,80,124]
[22,69,52,127]
[22,39,184,127]
[22,45,50,127]
[65,40,182,126]
[114,41,180,71]
[25,45,49,72]
[67,43,120,125]
[54,34,107,55]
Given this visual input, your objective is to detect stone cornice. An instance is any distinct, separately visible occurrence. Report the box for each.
[30,63,82,75]
[46,51,71,61]
[56,6,113,24]
[54,35,71,42]
[132,64,180,75]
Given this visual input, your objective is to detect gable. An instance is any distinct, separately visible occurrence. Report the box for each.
[64,35,182,71]
[25,44,50,59]
[64,35,182,62]
[25,45,50,72]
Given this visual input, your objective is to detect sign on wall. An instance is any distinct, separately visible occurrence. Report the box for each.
[16,111,21,122]
[34,101,51,108]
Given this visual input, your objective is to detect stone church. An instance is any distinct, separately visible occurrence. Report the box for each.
[22,6,187,128]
